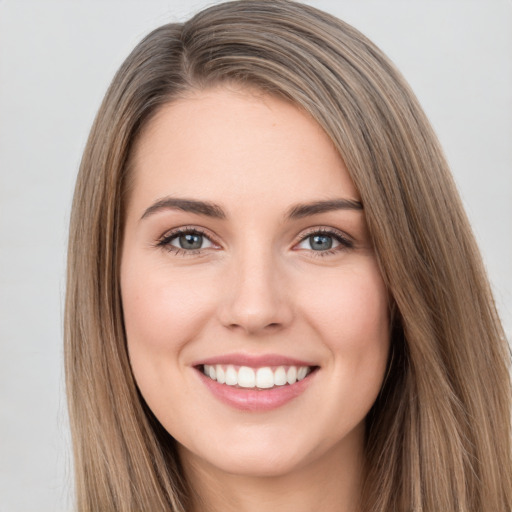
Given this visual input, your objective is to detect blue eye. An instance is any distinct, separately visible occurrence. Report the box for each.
[297,234,340,251]
[170,232,209,250]
[295,229,353,253]
[308,234,336,251]
[158,228,215,253]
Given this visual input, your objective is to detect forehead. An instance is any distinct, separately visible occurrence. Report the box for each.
[128,86,359,216]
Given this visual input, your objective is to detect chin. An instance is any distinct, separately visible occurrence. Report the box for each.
[178,422,363,481]
[194,448,309,479]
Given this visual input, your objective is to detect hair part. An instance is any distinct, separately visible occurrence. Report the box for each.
[65,1,512,510]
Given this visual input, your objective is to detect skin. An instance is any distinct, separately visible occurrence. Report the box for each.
[120,86,390,512]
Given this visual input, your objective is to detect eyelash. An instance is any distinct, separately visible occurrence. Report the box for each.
[296,227,354,257]
[155,226,354,257]
[155,226,216,257]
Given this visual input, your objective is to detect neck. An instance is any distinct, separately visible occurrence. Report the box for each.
[180,426,365,512]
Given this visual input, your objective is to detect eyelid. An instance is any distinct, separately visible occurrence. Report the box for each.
[155,225,222,253]
[297,226,353,242]
[293,226,354,252]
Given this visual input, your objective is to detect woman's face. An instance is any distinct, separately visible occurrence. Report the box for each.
[120,87,390,479]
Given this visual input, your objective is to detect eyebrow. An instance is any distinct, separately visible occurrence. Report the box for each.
[286,198,363,218]
[140,196,363,221]
[141,197,226,220]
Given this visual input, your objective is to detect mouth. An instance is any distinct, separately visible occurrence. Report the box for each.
[192,354,319,411]
[198,364,317,390]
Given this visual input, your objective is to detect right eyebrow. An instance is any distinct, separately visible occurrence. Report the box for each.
[140,197,226,221]
[286,198,363,219]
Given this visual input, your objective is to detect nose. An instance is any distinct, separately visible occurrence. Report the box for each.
[217,249,294,336]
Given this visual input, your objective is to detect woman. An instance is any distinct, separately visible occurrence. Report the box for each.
[65,1,512,510]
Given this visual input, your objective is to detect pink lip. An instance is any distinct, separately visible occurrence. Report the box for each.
[193,352,315,368]
[198,372,315,411]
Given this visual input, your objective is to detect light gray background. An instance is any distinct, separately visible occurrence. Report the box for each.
[1,1,511,510]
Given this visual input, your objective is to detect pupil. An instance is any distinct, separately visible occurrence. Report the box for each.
[310,234,332,250]
[180,233,202,250]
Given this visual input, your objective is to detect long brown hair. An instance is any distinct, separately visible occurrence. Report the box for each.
[65,1,512,510]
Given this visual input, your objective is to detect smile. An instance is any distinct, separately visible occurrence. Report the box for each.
[201,364,313,389]
[194,356,319,412]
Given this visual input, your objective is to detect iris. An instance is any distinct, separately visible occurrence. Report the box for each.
[309,234,333,251]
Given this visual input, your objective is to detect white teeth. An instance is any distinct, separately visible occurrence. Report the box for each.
[225,365,237,385]
[216,365,226,384]
[286,366,297,385]
[297,367,308,381]
[238,366,255,388]
[256,367,274,389]
[274,366,287,386]
[202,364,312,389]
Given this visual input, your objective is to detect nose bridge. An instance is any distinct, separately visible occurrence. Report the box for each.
[218,238,292,334]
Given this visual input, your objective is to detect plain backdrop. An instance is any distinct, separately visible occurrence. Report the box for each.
[0,1,511,510]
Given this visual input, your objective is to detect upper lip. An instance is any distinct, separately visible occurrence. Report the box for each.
[192,353,317,368]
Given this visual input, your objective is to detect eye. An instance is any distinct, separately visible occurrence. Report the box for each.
[170,232,213,250]
[298,233,339,251]
[295,228,353,254]
[157,227,217,254]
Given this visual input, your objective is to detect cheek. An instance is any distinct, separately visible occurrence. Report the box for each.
[312,263,391,432]
[303,260,388,332]
[120,257,218,422]
[297,259,390,377]
[334,276,389,350]
[120,257,217,365]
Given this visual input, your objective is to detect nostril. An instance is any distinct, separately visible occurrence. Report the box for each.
[227,321,283,332]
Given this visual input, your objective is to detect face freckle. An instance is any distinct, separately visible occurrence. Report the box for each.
[120,86,390,481]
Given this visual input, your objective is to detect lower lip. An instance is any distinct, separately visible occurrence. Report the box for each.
[197,369,317,412]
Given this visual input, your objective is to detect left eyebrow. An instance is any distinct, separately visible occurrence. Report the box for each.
[286,199,363,219]
[140,197,226,220]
